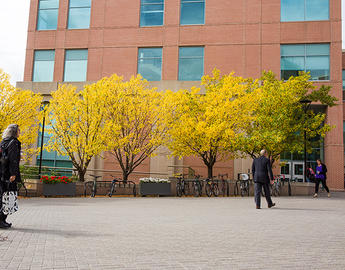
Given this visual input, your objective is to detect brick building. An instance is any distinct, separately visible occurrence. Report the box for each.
[18,0,344,189]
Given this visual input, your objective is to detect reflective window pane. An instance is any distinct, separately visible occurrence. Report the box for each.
[178,47,204,81]
[140,0,164,26]
[33,50,55,82]
[281,44,329,81]
[64,49,88,82]
[281,0,304,22]
[68,8,91,29]
[342,70,345,90]
[180,0,205,25]
[138,48,162,81]
[39,0,59,9]
[68,0,91,29]
[37,9,58,30]
[281,0,329,22]
[306,0,329,21]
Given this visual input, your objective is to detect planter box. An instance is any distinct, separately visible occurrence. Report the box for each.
[43,182,76,197]
[140,182,171,196]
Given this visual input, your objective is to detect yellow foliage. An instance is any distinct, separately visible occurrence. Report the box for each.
[0,69,42,161]
[46,83,108,181]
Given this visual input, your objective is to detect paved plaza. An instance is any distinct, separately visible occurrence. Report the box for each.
[0,193,345,270]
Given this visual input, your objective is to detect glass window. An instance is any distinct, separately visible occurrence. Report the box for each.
[140,0,164,27]
[64,49,88,82]
[33,50,55,82]
[281,44,329,81]
[178,47,204,81]
[138,48,162,81]
[68,0,91,29]
[37,126,73,176]
[281,0,329,22]
[37,0,59,30]
[342,70,345,101]
[180,0,205,25]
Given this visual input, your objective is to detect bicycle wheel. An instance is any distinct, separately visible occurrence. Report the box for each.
[213,184,219,197]
[176,183,183,197]
[205,183,212,197]
[193,182,200,197]
[240,183,246,197]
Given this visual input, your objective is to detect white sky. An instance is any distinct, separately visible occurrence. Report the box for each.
[0,1,344,85]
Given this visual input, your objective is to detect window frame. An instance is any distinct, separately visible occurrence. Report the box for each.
[63,49,88,82]
[67,0,92,29]
[180,0,205,26]
[137,47,163,81]
[280,43,330,81]
[139,0,165,27]
[32,50,55,82]
[36,0,59,31]
[280,0,330,22]
[178,46,204,81]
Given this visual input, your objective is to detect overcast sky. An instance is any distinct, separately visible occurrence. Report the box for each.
[0,1,345,85]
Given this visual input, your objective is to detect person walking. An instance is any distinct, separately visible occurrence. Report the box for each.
[313,159,330,198]
[306,164,315,183]
[0,124,21,229]
[252,149,275,209]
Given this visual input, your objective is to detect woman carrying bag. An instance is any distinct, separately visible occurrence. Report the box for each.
[0,124,21,229]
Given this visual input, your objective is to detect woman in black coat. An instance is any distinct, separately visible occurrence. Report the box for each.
[0,124,21,229]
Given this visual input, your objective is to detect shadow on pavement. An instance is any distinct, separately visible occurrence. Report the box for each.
[10,227,113,238]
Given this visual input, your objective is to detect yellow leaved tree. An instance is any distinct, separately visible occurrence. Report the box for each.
[240,71,337,164]
[0,69,42,161]
[101,74,167,181]
[46,83,108,182]
[164,69,261,178]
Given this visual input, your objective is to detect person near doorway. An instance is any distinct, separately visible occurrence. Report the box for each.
[252,149,275,209]
[306,164,315,183]
[313,159,330,198]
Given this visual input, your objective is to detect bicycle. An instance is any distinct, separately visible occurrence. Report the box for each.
[270,175,281,197]
[235,173,250,197]
[218,173,229,197]
[205,177,219,197]
[108,175,137,197]
[89,174,102,197]
[176,174,190,197]
[192,175,203,197]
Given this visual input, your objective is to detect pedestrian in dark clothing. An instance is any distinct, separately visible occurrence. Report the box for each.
[252,149,275,209]
[313,159,330,198]
[306,165,315,183]
[0,124,21,229]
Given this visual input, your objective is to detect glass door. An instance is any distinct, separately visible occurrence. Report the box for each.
[292,162,304,182]
[280,162,291,181]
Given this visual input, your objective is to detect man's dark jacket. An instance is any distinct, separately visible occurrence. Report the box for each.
[252,156,273,184]
[0,137,21,191]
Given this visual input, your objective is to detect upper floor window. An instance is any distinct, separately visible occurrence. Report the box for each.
[281,44,330,81]
[37,0,59,30]
[178,47,204,81]
[68,0,91,29]
[64,49,88,82]
[180,0,205,25]
[137,48,162,81]
[33,50,55,82]
[140,0,164,27]
[281,0,329,22]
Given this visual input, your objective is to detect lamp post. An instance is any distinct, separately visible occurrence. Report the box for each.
[38,101,50,178]
[299,99,312,183]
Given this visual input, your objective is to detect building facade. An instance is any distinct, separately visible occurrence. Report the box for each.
[18,0,344,189]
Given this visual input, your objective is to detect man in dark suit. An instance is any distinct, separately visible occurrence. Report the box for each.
[252,149,276,209]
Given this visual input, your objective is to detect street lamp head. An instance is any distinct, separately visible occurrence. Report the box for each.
[299,99,312,105]
[42,100,50,106]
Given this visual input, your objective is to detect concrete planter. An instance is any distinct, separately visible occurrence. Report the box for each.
[140,182,171,196]
[43,182,76,197]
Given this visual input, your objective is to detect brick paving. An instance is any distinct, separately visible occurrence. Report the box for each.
[1,193,345,270]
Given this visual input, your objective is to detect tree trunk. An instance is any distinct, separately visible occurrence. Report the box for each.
[122,171,129,183]
[207,165,213,179]
[78,169,86,182]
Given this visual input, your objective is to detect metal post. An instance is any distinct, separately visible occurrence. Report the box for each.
[304,129,307,183]
[38,113,46,178]
[38,101,49,178]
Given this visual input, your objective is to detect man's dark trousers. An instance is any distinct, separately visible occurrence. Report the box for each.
[254,182,273,208]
